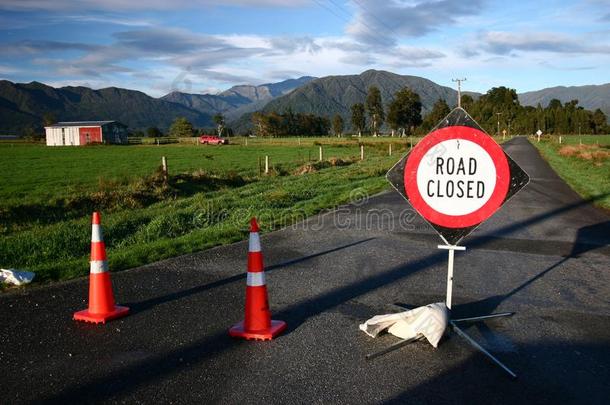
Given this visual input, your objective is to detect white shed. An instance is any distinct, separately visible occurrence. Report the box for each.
[45,121,127,146]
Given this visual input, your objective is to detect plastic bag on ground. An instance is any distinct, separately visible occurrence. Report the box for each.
[0,269,35,286]
[359,302,449,348]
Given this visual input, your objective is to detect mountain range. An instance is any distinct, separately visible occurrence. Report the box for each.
[519,84,610,115]
[0,80,210,134]
[0,71,608,135]
[231,70,479,132]
[0,77,314,134]
[160,76,315,122]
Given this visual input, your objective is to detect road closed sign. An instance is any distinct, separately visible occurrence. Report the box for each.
[387,108,529,245]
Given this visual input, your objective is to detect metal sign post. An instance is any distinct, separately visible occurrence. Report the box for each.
[378,107,529,378]
[437,244,466,310]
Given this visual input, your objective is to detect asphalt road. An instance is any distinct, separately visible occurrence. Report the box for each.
[1,137,609,404]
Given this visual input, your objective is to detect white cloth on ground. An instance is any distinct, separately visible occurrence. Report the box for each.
[0,268,35,286]
[359,302,449,348]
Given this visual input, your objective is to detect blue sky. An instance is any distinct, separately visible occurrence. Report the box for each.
[1,0,608,97]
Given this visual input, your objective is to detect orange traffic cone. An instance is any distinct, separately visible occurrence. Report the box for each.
[229,218,286,340]
[73,212,129,324]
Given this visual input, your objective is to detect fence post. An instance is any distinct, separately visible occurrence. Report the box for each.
[319,146,323,161]
[360,144,364,161]
[161,156,168,183]
[265,155,269,174]
[389,143,392,156]
[559,135,562,144]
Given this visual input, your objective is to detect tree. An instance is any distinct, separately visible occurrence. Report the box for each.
[548,98,562,110]
[169,117,194,137]
[332,114,344,137]
[146,127,162,137]
[250,111,330,137]
[42,112,56,127]
[421,98,450,131]
[460,94,474,110]
[22,125,43,140]
[213,113,225,137]
[592,109,607,134]
[366,86,385,136]
[350,103,366,137]
[283,107,297,135]
[252,112,266,137]
[386,87,423,136]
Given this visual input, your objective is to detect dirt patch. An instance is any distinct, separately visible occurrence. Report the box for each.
[294,157,354,175]
[559,144,610,161]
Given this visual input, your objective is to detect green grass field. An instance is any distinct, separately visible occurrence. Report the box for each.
[533,135,610,210]
[0,137,416,284]
[5,133,595,286]
[537,134,610,146]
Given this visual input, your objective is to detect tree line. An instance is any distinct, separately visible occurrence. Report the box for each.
[458,87,608,135]
[250,85,608,137]
[128,113,232,138]
[141,86,608,138]
[251,109,331,137]
[250,86,424,137]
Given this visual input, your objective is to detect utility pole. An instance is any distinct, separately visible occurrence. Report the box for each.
[496,112,502,138]
[452,78,467,108]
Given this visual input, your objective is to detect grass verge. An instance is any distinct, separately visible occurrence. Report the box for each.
[533,136,610,210]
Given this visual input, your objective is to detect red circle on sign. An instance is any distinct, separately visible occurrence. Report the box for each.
[404,126,510,228]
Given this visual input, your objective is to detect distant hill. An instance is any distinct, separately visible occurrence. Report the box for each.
[266,70,461,115]
[519,84,610,118]
[2,73,608,135]
[161,76,316,121]
[221,76,317,101]
[231,70,471,133]
[0,80,212,133]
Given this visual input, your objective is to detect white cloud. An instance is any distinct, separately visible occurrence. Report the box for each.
[0,40,100,55]
[0,0,309,11]
[1,23,453,97]
[478,31,610,55]
[60,15,154,27]
[346,0,486,47]
[0,65,18,75]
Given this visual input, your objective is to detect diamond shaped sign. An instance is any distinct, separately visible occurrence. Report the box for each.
[387,107,529,246]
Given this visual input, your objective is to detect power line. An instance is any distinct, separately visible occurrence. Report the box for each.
[351,0,401,37]
[311,0,396,49]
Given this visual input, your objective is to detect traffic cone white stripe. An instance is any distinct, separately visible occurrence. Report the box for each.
[249,232,261,252]
[90,260,109,274]
[247,272,265,287]
[91,224,103,243]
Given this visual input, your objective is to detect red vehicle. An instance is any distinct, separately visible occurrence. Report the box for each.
[199,135,228,145]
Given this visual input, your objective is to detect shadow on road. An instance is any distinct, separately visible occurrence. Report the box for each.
[128,237,376,313]
[44,195,609,403]
[454,219,610,320]
[382,340,610,404]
